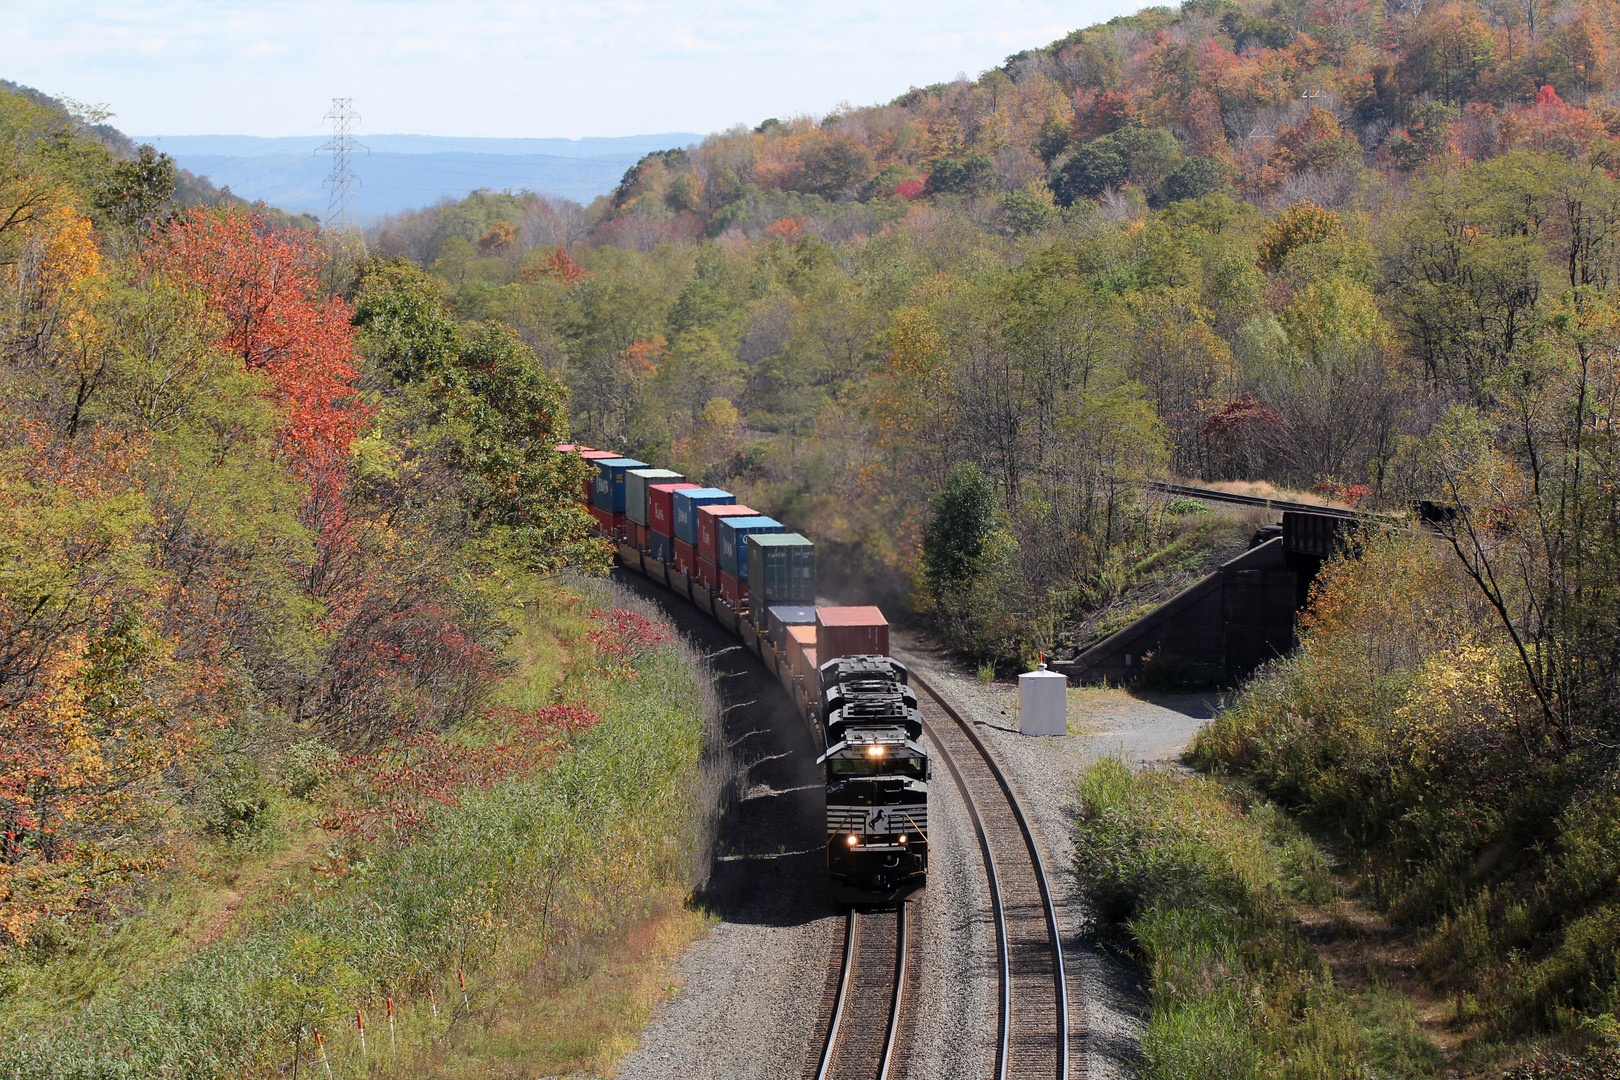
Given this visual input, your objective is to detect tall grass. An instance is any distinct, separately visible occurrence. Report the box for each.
[1075,758,1441,1080]
[0,577,726,1079]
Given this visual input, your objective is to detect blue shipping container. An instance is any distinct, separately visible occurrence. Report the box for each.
[649,531,674,565]
[767,604,818,647]
[593,458,648,513]
[717,516,784,579]
[671,488,734,545]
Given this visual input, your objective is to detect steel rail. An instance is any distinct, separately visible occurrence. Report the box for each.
[1143,478,1363,519]
[912,670,1070,1080]
[880,905,907,1080]
[814,906,908,1080]
[914,696,1012,1078]
[815,911,856,1080]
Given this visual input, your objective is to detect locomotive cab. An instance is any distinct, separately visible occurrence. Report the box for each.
[819,727,928,904]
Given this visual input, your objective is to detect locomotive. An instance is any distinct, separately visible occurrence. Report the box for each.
[818,655,929,904]
[561,443,931,904]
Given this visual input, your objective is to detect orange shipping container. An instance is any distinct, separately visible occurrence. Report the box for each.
[787,624,819,686]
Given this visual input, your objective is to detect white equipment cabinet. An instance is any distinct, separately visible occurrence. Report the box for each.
[1018,664,1069,736]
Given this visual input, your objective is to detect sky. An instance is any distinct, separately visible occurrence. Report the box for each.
[6,1,1142,140]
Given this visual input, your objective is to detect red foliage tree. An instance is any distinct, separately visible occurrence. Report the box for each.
[150,209,370,482]
[150,209,373,600]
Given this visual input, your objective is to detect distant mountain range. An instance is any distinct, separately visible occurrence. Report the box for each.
[134,133,706,222]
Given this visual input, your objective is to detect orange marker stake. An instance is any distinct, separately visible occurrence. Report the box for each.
[458,967,469,1010]
[387,996,396,1054]
[357,1008,366,1058]
[428,986,438,1020]
[315,1029,333,1080]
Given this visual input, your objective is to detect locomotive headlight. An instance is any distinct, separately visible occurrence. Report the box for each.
[846,834,859,846]
[898,834,908,844]
[866,745,884,758]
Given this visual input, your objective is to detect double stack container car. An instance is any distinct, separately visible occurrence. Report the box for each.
[554,443,928,903]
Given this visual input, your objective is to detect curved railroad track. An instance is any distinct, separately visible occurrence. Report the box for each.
[911,671,1075,1080]
[815,905,910,1080]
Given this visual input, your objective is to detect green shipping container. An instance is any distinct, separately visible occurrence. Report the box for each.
[746,533,815,619]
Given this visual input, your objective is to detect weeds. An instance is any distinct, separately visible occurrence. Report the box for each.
[1074,758,1440,1079]
[0,575,725,1079]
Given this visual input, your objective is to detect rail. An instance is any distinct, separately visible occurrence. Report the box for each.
[814,906,908,1080]
[911,671,1071,1080]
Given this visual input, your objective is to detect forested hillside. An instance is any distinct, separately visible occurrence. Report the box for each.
[8,0,1620,1072]
[0,78,731,1079]
[363,3,1620,1071]
[370,0,1620,663]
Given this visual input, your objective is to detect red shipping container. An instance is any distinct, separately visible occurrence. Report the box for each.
[816,606,890,663]
[719,570,748,609]
[696,504,758,564]
[673,538,696,576]
[578,450,616,501]
[588,506,626,538]
[695,556,719,591]
[648,482,701,536]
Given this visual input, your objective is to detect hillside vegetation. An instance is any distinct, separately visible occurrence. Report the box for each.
[0,81,733,1078]
[369,0,1620,666]
[8,0,1620,1072]
[361,1,1620,1070]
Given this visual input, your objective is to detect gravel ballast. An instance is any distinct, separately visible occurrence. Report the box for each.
[609,568,1210,1078]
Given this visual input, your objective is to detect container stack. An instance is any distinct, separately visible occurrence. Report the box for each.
[647,482,699,565]
[747,533,816,633]
[671,488,735,577]
[625,468,683,553]
[717,515,785,610]
[592,457,647,539]
[695,503,758,592]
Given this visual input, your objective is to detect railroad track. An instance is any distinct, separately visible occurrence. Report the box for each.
[911,671,1074,1080]
[814,906,910,1080]
[807,669,1078,1079]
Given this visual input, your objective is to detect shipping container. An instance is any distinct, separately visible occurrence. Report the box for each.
[649,531,674,565]
[816,606,889,663]
[717,516,785,579]
[624,469,684,526]
[767,604,818,648]
[576,449,616,501]
[719,570,747,609]
[628,522,650,552]
[746,533,815,621]
[587,505,625,538]
[787,625,819,685]
[695,556,720,591]
[592,458,648,513]
[671,488,734,545]
[673,538,696,576]
[648,482,700,535]
[696,504,758,563]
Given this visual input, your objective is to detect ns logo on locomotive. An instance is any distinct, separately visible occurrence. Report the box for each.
[560,443,931,905]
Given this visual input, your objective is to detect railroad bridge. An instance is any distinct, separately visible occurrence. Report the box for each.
[1053,490,1361,686]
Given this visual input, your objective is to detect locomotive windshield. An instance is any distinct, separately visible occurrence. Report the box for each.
[826,754,926,779]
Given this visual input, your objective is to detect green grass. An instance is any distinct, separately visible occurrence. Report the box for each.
[0,575,724,1079]
[1075,758,1443,1080]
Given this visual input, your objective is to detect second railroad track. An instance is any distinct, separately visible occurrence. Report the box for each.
[811,670,1077,1080]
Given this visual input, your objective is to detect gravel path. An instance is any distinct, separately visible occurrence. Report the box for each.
[891,633,1223,1080]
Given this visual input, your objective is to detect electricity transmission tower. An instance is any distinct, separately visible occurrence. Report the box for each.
[318,98,367,233]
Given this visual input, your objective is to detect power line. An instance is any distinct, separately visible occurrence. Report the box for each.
[317,98,367,232]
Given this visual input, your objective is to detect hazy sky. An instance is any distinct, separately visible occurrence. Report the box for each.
[7,1,1140,139]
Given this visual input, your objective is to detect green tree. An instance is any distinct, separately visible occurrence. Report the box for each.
[922,461,998,598]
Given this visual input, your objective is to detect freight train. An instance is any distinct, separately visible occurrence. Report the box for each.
[557,444,929,904]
